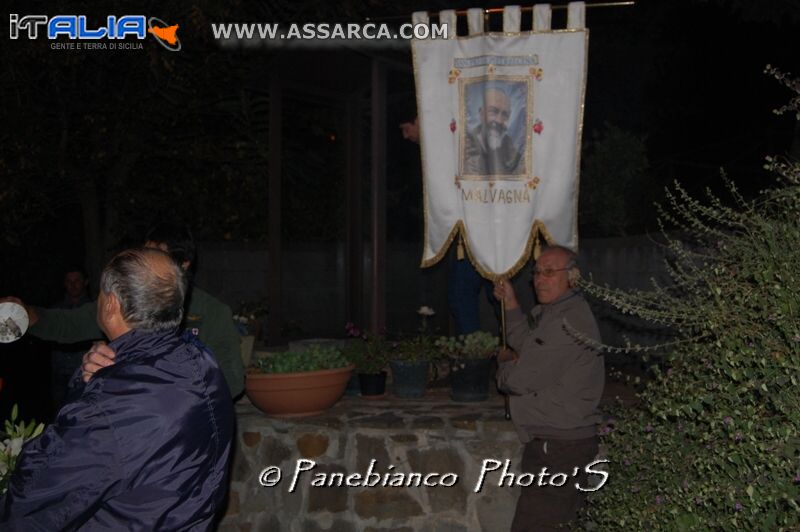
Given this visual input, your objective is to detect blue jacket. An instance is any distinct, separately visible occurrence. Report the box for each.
[1,329,234,530]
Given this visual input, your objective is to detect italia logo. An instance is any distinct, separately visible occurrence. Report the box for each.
[9,14,181,51]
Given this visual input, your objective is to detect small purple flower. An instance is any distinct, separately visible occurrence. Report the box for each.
[734,432,743,442]
[695,496,703,505]
[793,334,800,342]
[344,322,362,337]
[624,459,631,466]
[682,479,689,489]
[677,423,684,432]
[723,416,733,426]
[630,485,639,493]
[793,474,800,484]
[644,424,653,433]
[734,502,743,512]
[655,495,663,505]
[666,368,673,377]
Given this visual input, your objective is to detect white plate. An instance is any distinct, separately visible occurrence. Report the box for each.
[0,302,29,343]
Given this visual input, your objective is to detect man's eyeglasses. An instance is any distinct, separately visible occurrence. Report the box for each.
[532,267,570,278]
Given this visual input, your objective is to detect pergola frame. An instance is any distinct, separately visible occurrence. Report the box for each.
[265,50,409,345]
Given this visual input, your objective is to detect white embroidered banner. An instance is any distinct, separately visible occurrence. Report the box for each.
[413,3,588,279]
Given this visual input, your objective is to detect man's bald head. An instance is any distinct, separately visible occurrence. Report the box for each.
[99,248,187,333]
[539,245,577,268]
[533,246,579,304]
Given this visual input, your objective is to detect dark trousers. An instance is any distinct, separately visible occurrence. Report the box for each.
[511,436,599,532]
[447,258,500,335]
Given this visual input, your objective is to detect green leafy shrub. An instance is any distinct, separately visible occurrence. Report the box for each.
[344,323,391,374]
[393,334,438,363]
[1,405,45,494]
[580,68,800,529]
[392,305,439,363]
[255,345,349,374]
[343,334,390,374]
[435,331,498,359]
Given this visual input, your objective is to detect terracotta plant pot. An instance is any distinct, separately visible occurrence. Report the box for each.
[246,364,354,417]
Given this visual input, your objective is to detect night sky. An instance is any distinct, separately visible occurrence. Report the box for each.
[2,1,797,295]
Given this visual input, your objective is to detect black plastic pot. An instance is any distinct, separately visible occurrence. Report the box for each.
[449,357,491,402]
[358,371,387,397]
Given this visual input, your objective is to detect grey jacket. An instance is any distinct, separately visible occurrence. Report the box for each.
[497,290,604,442]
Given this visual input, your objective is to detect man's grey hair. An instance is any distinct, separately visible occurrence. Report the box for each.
[100,248,187,331]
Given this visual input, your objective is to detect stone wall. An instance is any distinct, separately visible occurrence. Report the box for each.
[220,392,523,532]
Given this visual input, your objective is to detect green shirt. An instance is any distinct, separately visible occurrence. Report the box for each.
[30,287,245,398]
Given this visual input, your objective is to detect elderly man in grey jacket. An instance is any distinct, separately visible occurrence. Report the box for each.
[493,245,604,531]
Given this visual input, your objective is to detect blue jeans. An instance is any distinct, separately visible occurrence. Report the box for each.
[447,258,500,335]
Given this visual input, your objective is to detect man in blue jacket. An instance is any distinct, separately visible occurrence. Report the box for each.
[1,248,234,530]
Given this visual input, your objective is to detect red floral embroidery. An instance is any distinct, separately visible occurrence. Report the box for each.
[450,119,457,133]
[533,119,543,135]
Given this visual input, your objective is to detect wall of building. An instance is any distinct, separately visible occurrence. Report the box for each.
[195,236,671,355]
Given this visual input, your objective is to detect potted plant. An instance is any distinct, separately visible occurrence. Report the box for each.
[233,298,269,339]
[436,331,498,402]
[245,344,353,417]
[233,298,269,366]
[345,323,389,397]
[389,306,438,398]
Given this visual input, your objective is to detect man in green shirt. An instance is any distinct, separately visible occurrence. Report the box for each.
[19,223,245,399]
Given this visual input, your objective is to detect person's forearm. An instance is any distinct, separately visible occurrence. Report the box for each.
[29,303,104,343]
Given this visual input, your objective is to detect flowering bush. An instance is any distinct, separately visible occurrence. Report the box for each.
[344,322,390,374]
[579,69,800,529]
[0,405,44,494]
[392,306,439,363]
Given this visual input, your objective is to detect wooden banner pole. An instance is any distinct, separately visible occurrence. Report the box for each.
[501,298,511,420]
[367,1,635,22]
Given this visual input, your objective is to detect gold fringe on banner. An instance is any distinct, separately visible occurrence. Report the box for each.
[420,220,555,282]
